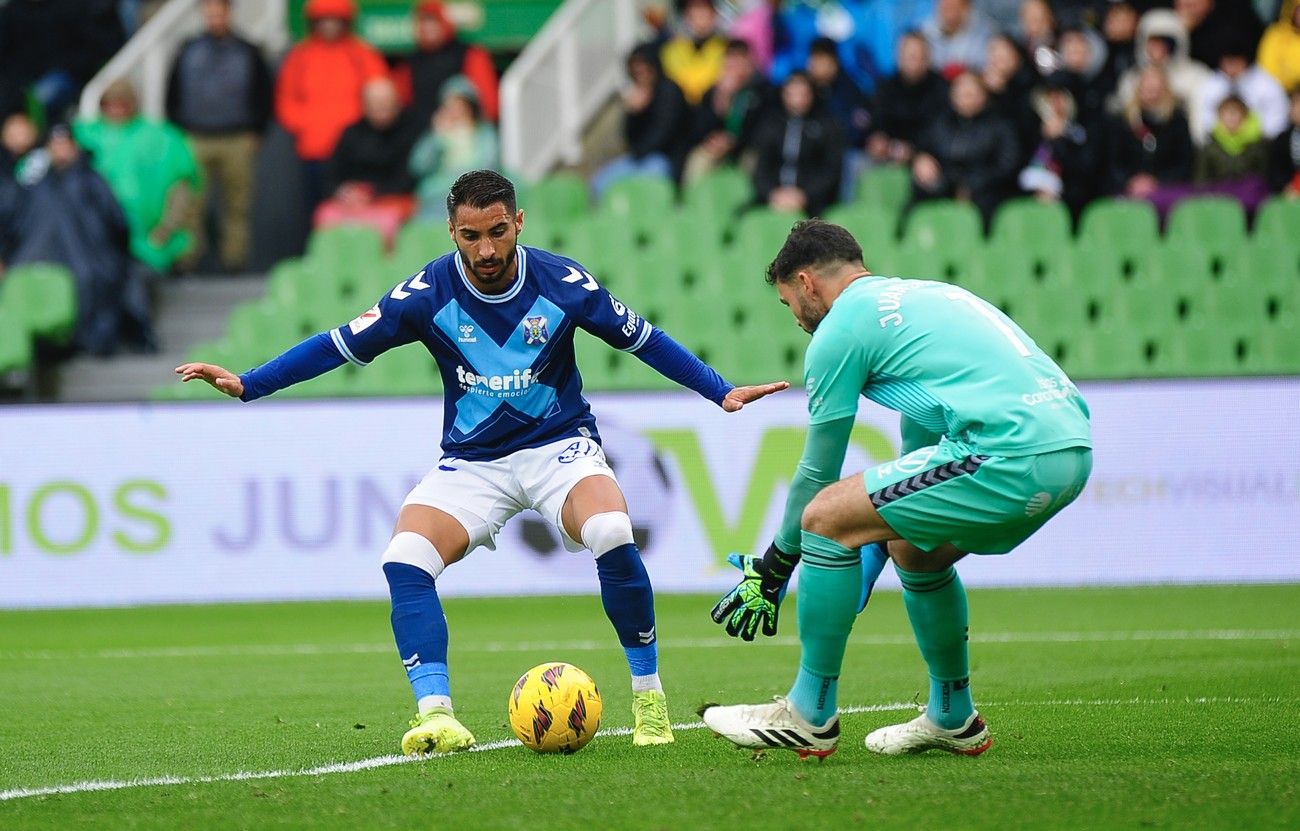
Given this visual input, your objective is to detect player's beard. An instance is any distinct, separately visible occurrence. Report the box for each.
[795,292,829,333]
[465,245,517,288]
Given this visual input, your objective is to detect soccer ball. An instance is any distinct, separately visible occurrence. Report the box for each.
[508,662,603,754]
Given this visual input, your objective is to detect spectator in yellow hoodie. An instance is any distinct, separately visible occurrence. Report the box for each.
[1258,1,1300,92]
[661,0,727,105]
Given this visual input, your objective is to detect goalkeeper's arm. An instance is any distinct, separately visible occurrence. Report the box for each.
[711,415,855,639]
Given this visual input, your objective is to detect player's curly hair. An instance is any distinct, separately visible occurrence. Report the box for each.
[765,219,864,285]
[447,169,517,219]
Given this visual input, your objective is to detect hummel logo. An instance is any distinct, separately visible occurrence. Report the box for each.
[458,324,477,343]
[637,627,656,645]
[402,653,420,668]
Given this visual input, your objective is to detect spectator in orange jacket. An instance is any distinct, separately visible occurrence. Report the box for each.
[275,0,388,209]
[393,1,500,125]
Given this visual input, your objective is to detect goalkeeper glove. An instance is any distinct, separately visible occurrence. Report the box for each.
[710,548,791,640]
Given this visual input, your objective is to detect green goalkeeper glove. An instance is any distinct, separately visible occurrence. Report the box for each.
[710,550,791,641]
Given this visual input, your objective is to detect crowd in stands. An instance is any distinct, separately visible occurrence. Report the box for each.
[599,0,1300,228]
[0,0,1298,362]
[0,0,502,356]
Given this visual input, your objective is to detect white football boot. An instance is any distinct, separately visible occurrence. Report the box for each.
[700,696,839,760]
[864,709,992,756]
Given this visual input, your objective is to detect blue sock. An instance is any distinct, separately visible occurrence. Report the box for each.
[383,562,451,708]
[790,666,838,726]
[859,542,889,612]
[594,543,659,686]
[897,566,975,729]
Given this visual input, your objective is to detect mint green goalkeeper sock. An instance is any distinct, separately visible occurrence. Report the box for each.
[897,566,974,730]
[788,531,862,726]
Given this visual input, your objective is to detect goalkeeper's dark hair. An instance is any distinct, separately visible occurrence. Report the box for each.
[765,219,864,285]
[446,169,517,219]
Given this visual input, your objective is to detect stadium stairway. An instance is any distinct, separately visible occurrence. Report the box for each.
[56,274,267,403]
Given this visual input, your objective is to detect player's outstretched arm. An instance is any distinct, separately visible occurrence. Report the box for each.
[175,362,244,398]
[174,332,347,402]
[721,381,790,412]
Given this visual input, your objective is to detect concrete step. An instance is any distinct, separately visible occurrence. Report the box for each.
[55,273,268,403]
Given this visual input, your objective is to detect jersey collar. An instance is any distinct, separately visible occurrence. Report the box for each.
[454,245,528,304]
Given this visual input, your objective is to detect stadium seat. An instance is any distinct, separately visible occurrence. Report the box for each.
[1067,324,1150,379]
[854,165,911,214]
[1157,323,1243,377]
[823,203,899,262]
[391,220,452,274]
[902,200,983,252]
[733,208,802,258]
[602,175,675,217]
[1244,324,1300,374]
[1166,196,1247,248]
[1252,197,1300,244]
[1231,242,1300,291]
[683,166,753,218]
[1077,199,1160,263]
[1166,197,1248,276]
[989,198,1072,255]
[0,262,77,343]
[0,304,33,373]
[526,171,590,221]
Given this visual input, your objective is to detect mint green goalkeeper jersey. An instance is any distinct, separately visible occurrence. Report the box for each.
[772,275,1091,555]
[805,276,1091,455]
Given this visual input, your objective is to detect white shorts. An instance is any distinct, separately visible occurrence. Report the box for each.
[402,436,619,554]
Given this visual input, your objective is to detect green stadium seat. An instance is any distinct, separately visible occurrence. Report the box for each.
[1253,197,1300,244]
[1077,199,1160,264]
[902,200,982,252]
[0,304,33,372]
[683,166,753,218]
[602,175,675,216]
[1166,196,1247,248]
[1067,324,1150,379]
[526,172,590,221]
[1229,242,1300,291]
[1,262,77,343]
[391,220,452,274]
[362,342,442,397]
[823,203,899,262]
[1244,324,1300,374]
[854,165,911,214]
[1166,197,1249,279]
[1157,323,1244,377]
[990,198,1072,255]
[733,208,802,258]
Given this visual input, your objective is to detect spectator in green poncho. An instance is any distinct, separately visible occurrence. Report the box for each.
[408,76,498,219]
[74,79,203,274]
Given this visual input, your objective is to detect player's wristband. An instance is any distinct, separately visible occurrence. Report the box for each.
[760,541,800,587]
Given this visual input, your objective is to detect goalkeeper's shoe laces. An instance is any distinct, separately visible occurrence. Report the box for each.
[401,707,476,756]
[632,690,675,746]
[864,709,991,756]
[700,696,839,760]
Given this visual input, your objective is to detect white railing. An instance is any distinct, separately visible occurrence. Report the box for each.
[500,0,655,182]
[79,0,288,120]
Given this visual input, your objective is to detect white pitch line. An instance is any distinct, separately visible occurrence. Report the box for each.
[1,629,1297,661]
[2,697,1296,803]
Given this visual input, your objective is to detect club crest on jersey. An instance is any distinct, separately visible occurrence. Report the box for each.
[523,316,549,345]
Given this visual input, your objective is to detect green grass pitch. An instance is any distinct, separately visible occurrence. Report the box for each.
[2,585,1298,829]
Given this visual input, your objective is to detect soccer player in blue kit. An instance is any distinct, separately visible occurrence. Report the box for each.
[176,170,787,755]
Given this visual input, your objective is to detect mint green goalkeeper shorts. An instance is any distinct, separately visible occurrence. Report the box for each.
[863,438,1092,555]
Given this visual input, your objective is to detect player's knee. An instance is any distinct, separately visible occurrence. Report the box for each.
[381,531,447,579]
[801,495,840,540]
[581,511,635,558]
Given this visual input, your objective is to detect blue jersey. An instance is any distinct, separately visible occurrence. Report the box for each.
[330,246,657,461]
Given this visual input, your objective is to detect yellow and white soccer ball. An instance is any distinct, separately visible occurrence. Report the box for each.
[508,662,603,754]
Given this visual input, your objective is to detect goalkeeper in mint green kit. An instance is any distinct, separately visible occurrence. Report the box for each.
[703,220,1092,759]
